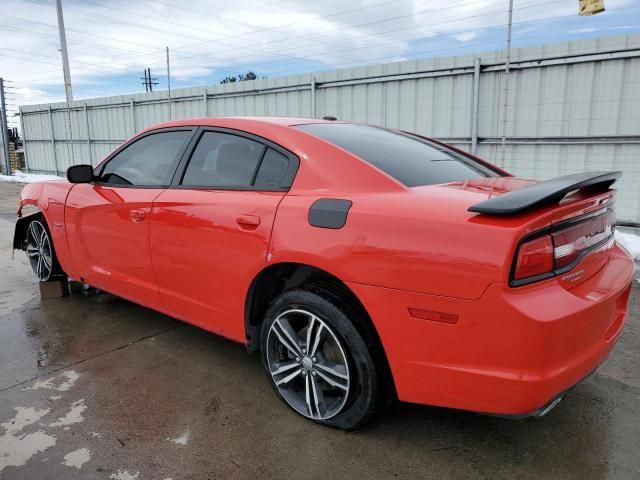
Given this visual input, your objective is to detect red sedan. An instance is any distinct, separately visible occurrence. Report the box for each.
[14,117,633,430]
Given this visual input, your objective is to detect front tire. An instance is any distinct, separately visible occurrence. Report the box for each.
[24,218,63,282]
[260,289,387,430]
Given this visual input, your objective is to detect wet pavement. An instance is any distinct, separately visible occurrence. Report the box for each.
[0,181,639,480]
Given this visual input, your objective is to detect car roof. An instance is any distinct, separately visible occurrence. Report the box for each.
[149,116,345,130]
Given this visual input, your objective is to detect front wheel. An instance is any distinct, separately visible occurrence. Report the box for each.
[25,218,62,282]
[260,289,387,430]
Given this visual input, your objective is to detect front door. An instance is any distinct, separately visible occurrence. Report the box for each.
[65,129,194,308]
[149,129,297,341]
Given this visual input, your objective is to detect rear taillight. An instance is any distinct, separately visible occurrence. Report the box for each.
[551,208,614,270]
[513,235,554,280]
[511,207,615,286]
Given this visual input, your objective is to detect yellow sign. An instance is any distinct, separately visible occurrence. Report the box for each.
[579,0,605,15]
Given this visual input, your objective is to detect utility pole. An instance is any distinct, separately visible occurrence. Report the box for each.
[499,0,514,167]
[166,46,172,119]
[56,0,73,103]
[0,78,11,175]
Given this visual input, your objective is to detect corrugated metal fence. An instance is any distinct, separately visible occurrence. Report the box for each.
[19,34,640,224]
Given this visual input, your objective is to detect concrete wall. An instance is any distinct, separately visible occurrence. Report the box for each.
[20,34,640,223]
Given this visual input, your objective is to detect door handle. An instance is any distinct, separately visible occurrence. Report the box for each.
[236,215,260,227]
[130,209,146,223]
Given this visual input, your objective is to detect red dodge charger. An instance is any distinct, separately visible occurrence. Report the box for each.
[14,117,633,430]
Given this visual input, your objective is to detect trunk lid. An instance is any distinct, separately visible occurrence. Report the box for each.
[438,175,618,289]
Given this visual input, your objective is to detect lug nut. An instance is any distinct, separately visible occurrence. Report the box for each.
[301,370,307,376]
[312,357,317,363]
[302,349,307,354]
[311,370,317,376]
[295,357,300,363]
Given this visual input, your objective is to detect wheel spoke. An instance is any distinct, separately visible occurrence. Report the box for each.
[40,228,47,247]
[273,318,303,357]
[270,360,299,376]
[42,253,52,270]
[36,255,43,279]
[275,368,302,387]
[26,247,39,258]
[309,323,324,357]
[310,374,325,417]
[28,222,39,247]
[314,368,349,391]
[315,361,349,381]
[305,374,314,418]
[305,315,316,353]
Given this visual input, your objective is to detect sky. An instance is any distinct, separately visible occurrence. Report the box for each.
[1,0,640,128]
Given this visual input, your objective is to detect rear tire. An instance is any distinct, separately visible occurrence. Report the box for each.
[260,288,387,430]
[24,217,63,282]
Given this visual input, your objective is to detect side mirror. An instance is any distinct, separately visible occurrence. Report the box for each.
[67,164,95,183]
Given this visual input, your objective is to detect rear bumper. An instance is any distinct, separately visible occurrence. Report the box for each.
[347,243,634,415]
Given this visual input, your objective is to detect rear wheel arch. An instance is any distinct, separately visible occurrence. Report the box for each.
[244,262,395,395]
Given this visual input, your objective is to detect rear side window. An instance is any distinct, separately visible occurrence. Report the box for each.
[182,132,264,187]
[100,130,191,186]
[254,149,290,189]
[295,123,499,187]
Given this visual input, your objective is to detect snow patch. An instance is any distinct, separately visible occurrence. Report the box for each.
[110,470,140,480]
[49,399,86,428]
[0,407,57,473]
[90,431,101,438]
[0,170,62,184]
[62,447,91,469]
[615,230,640,260]
[168,428,189,446]
[24,370,80,392]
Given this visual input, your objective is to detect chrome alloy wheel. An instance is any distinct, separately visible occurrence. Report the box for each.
[25,220,53,281]
[266,309,351,420]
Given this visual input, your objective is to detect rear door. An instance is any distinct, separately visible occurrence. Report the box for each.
[65,128,194,308]
[149,128,298,341]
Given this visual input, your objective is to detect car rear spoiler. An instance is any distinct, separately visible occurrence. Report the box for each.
[468,171,621,215]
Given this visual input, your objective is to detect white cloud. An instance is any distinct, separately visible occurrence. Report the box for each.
[454,31,478,42]
[2,0,639,107]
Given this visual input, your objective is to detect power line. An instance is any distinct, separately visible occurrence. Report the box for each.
[9,0,636,91]
[140,68,159,92]
[126,0,558,73]
[268,21,636,77]
[132,0,580,76]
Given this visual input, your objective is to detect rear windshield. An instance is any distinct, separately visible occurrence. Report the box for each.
[295,123,499,187]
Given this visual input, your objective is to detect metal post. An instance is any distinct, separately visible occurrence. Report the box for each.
[166,46,172,120]
[48,105,59,175]
[471,58,481,155]
[499,0,514,166]
[129,99,136,134]
[0,78,11,175]
[83,103,91,164]
[19,108,30,173]
[310,76,316,118]
[56,0,73,103]
[202,89,208,117]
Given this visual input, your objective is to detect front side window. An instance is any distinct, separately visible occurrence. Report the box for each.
[295,123,500,187]
[100,130,192,186]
